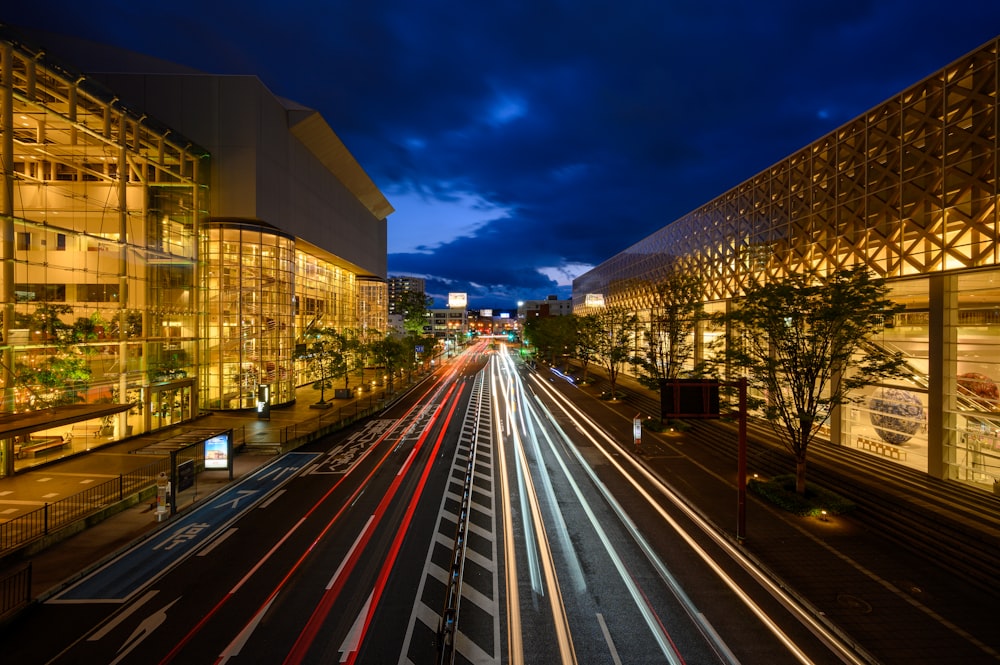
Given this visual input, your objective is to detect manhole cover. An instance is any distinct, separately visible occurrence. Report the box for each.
[836,593,873,614]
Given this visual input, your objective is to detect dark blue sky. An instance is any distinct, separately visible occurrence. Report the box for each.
[6,2,1000,307]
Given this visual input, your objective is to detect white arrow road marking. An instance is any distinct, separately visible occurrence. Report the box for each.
[216,596,277,664]
[339,591,373,663]
[110,596,181,665]
[88,590,159,641]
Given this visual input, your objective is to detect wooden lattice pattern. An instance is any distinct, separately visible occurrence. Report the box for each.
[576,38,999,312]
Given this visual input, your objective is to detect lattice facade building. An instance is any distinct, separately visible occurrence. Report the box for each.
[574,36,1000,488]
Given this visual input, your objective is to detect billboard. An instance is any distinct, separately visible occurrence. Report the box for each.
[448,292,467,308]
[480,308,493,317]
[660,379,720,419]
[585,293,606,307]
[204,433,230,469]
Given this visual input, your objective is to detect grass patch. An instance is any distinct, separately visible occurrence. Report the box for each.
[642,418,691,433]
[748,474,856,517]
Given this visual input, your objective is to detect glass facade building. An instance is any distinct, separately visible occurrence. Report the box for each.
[0,29,391,475]
[574,37,1000,491]
[1,35,207,473]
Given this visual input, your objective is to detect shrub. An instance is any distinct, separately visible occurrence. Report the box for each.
[748,474,856,517]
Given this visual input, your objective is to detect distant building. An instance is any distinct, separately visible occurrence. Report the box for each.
[519,295,574,320]
[470,309,518,336]
[387,276,427,316]
[429,308,468,340]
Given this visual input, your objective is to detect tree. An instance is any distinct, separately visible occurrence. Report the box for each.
[634,273,705,389]
[592,306,639,401]
[351,326,383,388]
[12,303,95,410]
[722,267,906,494]
[575,314,603,384]
[523,315,576,368]
[370,335,409,393]
[295,327,347,405]
[396,291,433,336]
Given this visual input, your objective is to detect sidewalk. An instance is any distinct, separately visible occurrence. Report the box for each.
[0,377,406,599]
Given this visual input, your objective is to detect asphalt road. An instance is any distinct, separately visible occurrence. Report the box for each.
[2,344,867,664]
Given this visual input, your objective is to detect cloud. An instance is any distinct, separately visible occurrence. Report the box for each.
[8,1,1000,309]
[387,187,512,255]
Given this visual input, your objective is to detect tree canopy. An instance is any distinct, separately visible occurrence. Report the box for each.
[634,272,705,390]
[722,267,906,493]
[592,306,639,400]
[395,291,433,335]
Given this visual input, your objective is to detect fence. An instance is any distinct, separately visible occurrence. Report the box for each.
[0,457,170,553]
[235,393,390,450]
[0,563,30,621]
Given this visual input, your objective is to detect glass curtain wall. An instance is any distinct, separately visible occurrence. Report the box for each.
[293,250,357,389]
[1,36,206,473]
[201,222,295,410]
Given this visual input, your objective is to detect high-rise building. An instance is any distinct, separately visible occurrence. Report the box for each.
[387,276,427,316]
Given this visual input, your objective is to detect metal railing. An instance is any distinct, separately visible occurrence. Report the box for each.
[0,458,170,553]
[0,563,31,621]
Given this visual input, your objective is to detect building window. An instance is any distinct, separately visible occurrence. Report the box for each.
[15,283,66,302]
[79,284,120,302]
[16,232,30,251]
[56,233,67,250]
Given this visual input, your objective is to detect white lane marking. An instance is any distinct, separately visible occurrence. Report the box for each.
[217,596,277,663]
[328,516,375,589]
[88,590,159,641]
[596,613,623,665]
[198,528,239,557]
[259,489,286,509]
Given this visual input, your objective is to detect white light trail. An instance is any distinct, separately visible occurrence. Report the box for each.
[531,374,866,665]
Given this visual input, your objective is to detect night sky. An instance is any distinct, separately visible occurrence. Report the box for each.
[6,2,1000,307]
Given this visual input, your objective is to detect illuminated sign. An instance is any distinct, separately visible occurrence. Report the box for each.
[585,293,606,307]
[480,308,493,317]
[500,312,510,319]
[448,292,467,308]
[204,434,229,469]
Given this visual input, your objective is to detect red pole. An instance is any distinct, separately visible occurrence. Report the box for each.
[737,377,747,541]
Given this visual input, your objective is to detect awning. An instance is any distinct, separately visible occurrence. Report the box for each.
[0,403,133,440]
[131,428,232,456]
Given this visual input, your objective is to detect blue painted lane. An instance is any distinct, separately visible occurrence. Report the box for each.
[53,452,319,602]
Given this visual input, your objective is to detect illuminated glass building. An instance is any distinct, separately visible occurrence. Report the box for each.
[0,27,390,474]
[574,36,1000,490]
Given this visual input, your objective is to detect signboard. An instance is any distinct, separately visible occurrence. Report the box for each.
[448,292,467,308]
[177,459,195,491]
[204,434,230,469]
[257,384,271,420]
[480,308,493,317]
[660,379,720,419]
[585,293,605,308]
[500,312,510,319]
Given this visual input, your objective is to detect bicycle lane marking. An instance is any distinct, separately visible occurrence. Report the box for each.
[50,452,320,604]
